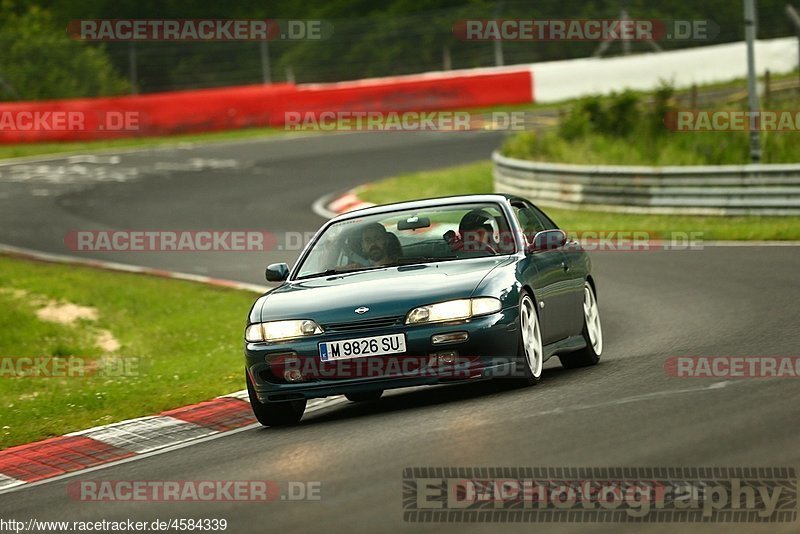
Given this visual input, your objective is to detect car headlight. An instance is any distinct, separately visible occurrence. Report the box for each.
[405,297,502,325]
[245,320,323,342]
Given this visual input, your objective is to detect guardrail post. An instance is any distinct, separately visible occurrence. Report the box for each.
[785,4,800,93]
[128,42,138,95]
[744,0,762,163]
[260,41,272,84]
[492,1,504,66]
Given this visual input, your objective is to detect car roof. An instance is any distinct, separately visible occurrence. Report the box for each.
[330,194,525,221]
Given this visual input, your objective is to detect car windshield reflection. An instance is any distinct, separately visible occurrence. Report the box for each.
[294,203,516,280]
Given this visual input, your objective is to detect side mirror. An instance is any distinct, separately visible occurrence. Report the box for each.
[528,229,566,252]
[265,262,290,282]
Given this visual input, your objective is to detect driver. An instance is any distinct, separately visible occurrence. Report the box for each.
[360,223,393,266]
[340,223,398,270]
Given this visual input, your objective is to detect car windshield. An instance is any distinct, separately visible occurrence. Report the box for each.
[295,202,516,279]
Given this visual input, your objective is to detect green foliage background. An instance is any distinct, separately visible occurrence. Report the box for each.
[0,0,795,99]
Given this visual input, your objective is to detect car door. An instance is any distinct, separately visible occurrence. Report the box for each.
[528,203,586,337]
[511,201,574,343]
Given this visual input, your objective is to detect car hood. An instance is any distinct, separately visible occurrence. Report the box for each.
[257,256,514,324]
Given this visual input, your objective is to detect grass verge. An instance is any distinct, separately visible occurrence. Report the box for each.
[0,255,257,449]
[356,161,800,240]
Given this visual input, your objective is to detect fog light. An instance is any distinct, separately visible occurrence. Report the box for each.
[433,351,458,365]
[265,351,298,363]
[284,369,304,382]
[266,352,304,382]
[432,332,469,345]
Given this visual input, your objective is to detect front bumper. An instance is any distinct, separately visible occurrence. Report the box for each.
[244,307,519,402]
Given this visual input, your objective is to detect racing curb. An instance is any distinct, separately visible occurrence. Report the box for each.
[322,191,375,218]
[0,243,343,494]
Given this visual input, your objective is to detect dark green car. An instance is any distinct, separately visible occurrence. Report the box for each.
[244,194,603,426]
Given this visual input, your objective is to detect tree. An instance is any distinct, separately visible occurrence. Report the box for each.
[0,2,129,101]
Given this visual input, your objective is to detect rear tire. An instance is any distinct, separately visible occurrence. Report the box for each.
[345,390,383,402]
[246,372,306,427]
[559,281,602,369]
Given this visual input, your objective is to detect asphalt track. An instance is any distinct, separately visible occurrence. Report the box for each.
[0,131,799,533]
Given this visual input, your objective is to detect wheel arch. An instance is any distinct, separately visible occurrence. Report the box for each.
[585,275,598,303]
[520,283,537,306]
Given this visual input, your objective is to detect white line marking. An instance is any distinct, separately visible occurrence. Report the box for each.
[305,397,349,413]
[311,191,340,219]
[524,381,736,419]
[0,243,268,293]
[0,474,25,491]
[220,389,250,401]
[702,241,800,247]
[220,390,343,410]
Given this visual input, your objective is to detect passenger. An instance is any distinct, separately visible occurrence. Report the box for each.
[445,209,498,254]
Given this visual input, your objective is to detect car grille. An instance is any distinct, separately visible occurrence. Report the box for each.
[323,315,404,332]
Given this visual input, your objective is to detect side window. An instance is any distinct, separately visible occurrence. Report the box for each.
[530,205,559,231]
[512,202,546,244]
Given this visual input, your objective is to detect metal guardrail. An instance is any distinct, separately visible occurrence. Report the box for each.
[493,151,800,216]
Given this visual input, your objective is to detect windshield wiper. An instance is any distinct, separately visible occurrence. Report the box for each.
[298,257,461,279]
[389,256,457,267]
[296,265,384,280]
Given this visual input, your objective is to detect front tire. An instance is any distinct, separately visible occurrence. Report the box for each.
[512,292,543,386]
[246,372,306,427]
[559,281,603,369]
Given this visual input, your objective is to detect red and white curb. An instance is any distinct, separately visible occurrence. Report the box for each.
[0,395,346,494]
[328,193,374,215]
[312,191,374,219]
[0,243,348,494]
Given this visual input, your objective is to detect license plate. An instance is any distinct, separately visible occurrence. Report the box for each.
[319,333,406,362]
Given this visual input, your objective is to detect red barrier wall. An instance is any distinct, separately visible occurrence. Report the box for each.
[0,69,532,143]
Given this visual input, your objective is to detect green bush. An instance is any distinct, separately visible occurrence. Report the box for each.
[503,83,800,165]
